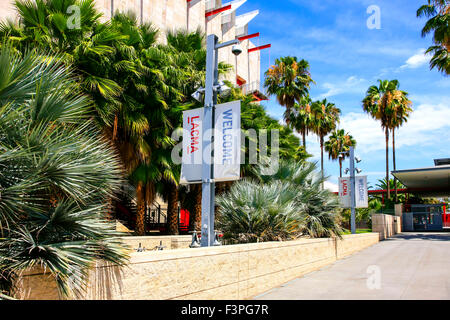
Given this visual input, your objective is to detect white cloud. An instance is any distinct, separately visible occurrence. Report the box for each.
[316,76,367,99]
[324,181,339,192]
[337,102,450,154]
[400,49,431,69]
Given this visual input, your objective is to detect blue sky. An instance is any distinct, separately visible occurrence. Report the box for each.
[235,0,450,189]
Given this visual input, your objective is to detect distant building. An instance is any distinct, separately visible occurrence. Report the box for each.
[393,158,450,231]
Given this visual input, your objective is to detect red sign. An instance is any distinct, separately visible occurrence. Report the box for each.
[187,116,200,154]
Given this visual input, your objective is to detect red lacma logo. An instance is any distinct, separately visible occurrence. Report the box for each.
[187,116,200,154]
[341,180,348,196]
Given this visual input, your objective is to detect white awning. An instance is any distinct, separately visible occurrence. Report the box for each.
[392,165,450,197]
[222,0,247,24]
[235,10,259,36]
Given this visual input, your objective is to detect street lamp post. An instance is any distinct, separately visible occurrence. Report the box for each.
[349,146,356,235]
[200,34,241,247]
[344,146,363,235]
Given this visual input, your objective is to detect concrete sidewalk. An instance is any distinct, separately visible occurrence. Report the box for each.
[254,232,450,300]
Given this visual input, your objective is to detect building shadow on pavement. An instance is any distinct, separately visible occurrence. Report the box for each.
[386,231,450,242]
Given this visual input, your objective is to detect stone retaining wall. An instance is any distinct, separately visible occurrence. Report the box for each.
[372,214,402,240]
[16,233,379,300]
[121,235,192,251]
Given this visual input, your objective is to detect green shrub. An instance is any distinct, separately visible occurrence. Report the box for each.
[217,161,343,243]
[0,48,129,298]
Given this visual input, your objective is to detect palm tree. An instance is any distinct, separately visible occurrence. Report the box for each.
[0,47,128,298]
[106,13,181,235]
[417,0,450,75]
[155,29,208,235]
[325,129,356,177]
[363,79,407,200]
[375,178,407,205]
[264,56,314,118]
[5,0,128,126]
[390,92,413,202]
[1,3,170,235]
[284,95,313,150]
[311,99,341,180]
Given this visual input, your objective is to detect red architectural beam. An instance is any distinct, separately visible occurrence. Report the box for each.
[205,4,232,17]
[237,32,260,41]
[248,44,271,53]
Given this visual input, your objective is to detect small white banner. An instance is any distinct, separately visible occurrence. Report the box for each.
[355,175,369,208]
[339,176,368,208]
[339,177,351,208]
[180,107,203,184]
[214,101,241,182]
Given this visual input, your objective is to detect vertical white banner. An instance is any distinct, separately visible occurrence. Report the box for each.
[356,176,369,208]
[180,107,203,184]
[339,176,369,208]
[339,177,351,208]
[214,101,241,182]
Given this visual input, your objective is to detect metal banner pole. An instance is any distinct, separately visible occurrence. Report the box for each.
[350,146,356,234]
[201,34,218,247]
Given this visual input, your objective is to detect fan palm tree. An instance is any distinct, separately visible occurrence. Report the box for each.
[375,178,407,205]
[0,3,164,236]
[417,0,450,75]
[112,14,181,235]
[264,56,314,118]
[310,99,341,180]
[217,160,342,243]
[0,47,128,298]
[154,29,208,235]
[325,129,356,177]
[284,95,313,150]
[158,29,234,234]
[2,0,130,126]
[390,92,413,202]
[363,79,408,200]
[216,179,303,243]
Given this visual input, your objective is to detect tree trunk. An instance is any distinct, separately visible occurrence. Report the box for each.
[339,157,342,178]
[135,182,146,236]
[302,131,306,150]
[112,114,118,141]
[393,128,398,203]
[189,184,202,232]
[320,136,324,189]
[167,184,179,235]
[385,127,390,200]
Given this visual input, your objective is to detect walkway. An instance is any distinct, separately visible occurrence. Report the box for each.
[255,232,450,300]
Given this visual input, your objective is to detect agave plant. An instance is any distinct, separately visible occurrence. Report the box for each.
[0,47,129,299]
[216,161,342,243]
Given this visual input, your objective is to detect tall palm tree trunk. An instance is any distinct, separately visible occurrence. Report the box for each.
[189,184,202,232]
[320,136,324,189]
[136,182,146,235]
[167,184,179,235]
[385,128,390,201]
[392,128,398,203]
[302,131,306,150]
